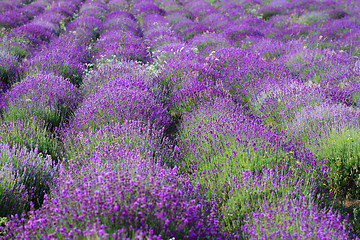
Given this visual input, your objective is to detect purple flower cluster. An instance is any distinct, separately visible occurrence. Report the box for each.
[82,59,150,96]
[0,0,32,14]
[176,95,330,235]
[189,33,231,56]
[242,194,355,239]
[286,102,360,147]
[6,145,226,239]
[93,30,149,63]
[60,119,170,165]
[0,116,62,161]
[0,0,50,29]
[91,3,149,63]
[142,13,181,52]
[73,75,169,131]
[4,0,84,56]
[132,1,165,17]
[0,0,85,89]
[0,49,21,90]
[2,73,79,128]
[252,81,328,126]
[26,0,107,85]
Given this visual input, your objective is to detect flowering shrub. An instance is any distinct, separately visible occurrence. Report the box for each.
[0,49,21,88]
[3,74,80,129]
[73,77,169,131]
[0,143,56,217]
[0,117,63,161]
[2,0,360,239]
[5,145,228,239]
[242,194,356,239]
[61,119,172,166]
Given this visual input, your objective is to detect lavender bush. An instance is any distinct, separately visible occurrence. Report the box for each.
[73,77,169,131]
[0,49,21,88]
[242,194,356,239]
[312,127,360,200]
[5,144,228,239]
[0,143,56,217]
[2,74,80,129]
[93,30,149,63]
[61,119,172,167]
[177,97,326,235]
[0,117,62,161]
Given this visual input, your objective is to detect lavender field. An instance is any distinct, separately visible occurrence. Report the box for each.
[1,0,360,239]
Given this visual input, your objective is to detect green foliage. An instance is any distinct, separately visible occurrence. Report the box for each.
[0,167,28,217]
[312,127,360,200]
[259,8,281,21]
[190,137,314,234]
[297,11,325,25]
[170,96,201,118]
[160,68,188,92]
[3,103,72,131]
[178,109,318,235]
[0,217,8,229]
[0,144,57,217]
[3,37,30,59]
[351,92,360,106]
[27,63,83,86]
[0,119,63,162]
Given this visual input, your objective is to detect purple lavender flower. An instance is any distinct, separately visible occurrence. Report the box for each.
[189,33,231,56]
[82,59,150,96]
[3,73,80,128]
[218,2,244,20]
[26,35,87,85]
[0,117,62,161]
[108,0,131,11]
[9,23,55,51]
[176,95,327,235]
[0,142,56,217]
[184,0,216,21]
[51,0,83,18]
[222,22,264,42]
[78,0,107,20]
[5,145,227,239]
[173,20,209,41]
[286,102,360,147]
[67,15,104,41]
[93,30,149,63]
[242,194,356,239]
[73,77,169,131]
[104,10,141,36]
[201,13,231,32]
[61,118,172,166]
[0,49,21,88]
[132,1,165,17]
[166,10,194,25]
[0,0,48,29]
[0,164,28,218]
[252,81,329,126]
[0,2,14,14]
